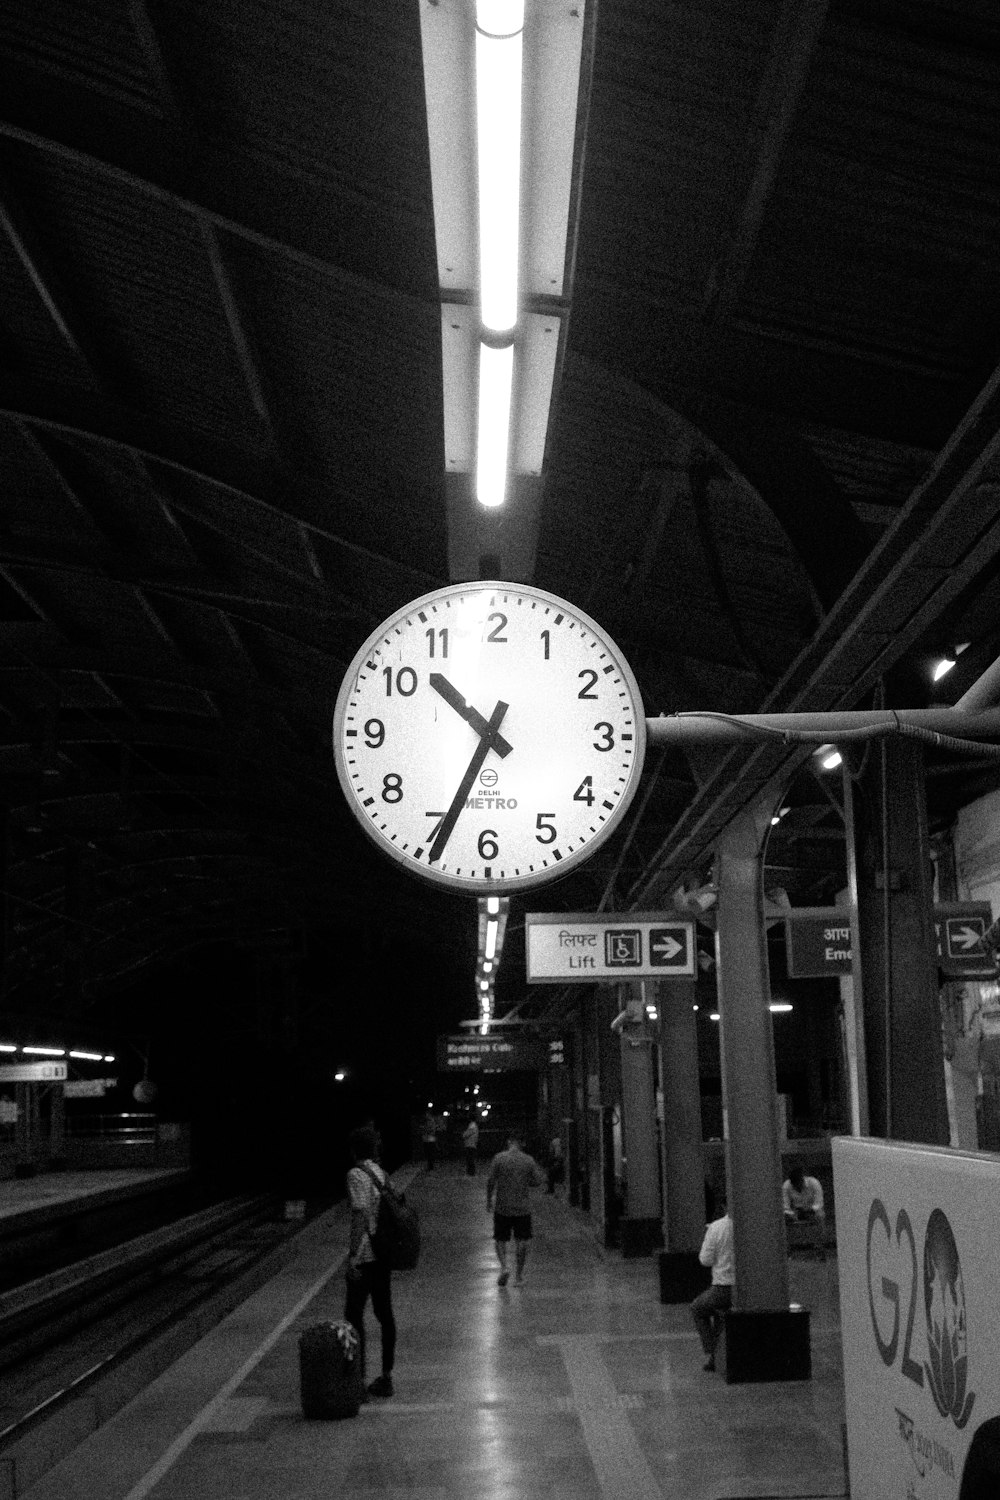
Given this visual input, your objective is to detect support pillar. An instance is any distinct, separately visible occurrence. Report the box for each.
[714,800,810,1381]
[657,977,710,1299]
[618,984,663,1256]
[849,736,949,1143]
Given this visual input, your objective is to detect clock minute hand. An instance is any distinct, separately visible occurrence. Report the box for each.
[429,673,513,758]
[428,699,509,864]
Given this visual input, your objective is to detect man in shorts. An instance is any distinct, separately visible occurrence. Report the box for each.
[486,1133,545,1286]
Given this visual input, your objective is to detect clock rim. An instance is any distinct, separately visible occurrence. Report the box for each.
[332,581,647,895]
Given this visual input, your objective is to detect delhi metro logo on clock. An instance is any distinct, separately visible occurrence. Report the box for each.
[332,582,647,894]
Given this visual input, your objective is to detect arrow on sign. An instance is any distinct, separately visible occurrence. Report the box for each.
[949,924,984,953]
[652,934,683,961]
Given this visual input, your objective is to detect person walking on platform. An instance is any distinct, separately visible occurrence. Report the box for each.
[462,1117,479,1176]
[690,1198,734,1373]
[486,1133,545,1287]
[344,1124,396,1399]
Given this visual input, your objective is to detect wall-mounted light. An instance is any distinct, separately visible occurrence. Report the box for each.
[769,1002,793,1014]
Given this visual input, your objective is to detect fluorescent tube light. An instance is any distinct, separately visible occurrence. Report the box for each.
[476,1,523,332]
[485,918,499,959]
[477,341,514,506]
[69,1050,104,1061]
[23,1046,65,1056]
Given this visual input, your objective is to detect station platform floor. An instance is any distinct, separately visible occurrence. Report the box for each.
[0,1169,190,1226]
[22,1163,848,1500]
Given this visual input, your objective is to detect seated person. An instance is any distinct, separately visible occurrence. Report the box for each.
[782,1163,826,1258]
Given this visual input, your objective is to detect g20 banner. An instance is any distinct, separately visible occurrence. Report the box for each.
[833,1137,1000,1499]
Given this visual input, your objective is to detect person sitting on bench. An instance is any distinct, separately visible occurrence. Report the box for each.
[782,1163,826,1259]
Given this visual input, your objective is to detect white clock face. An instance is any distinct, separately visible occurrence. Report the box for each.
[332,582,646,894]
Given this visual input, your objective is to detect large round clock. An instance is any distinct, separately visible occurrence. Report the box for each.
[332,582,646,894]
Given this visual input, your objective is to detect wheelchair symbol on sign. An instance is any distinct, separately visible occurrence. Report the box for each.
[605,929,641,967]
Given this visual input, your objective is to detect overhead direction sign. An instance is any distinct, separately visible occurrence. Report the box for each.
[526,912,695,983]
[437,1035,547,1072]
[0,1061,68,1083]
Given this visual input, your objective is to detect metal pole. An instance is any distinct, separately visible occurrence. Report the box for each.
[645,707,1000,747]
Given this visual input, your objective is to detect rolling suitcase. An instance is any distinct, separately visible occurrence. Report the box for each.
[298,1320,364,1419]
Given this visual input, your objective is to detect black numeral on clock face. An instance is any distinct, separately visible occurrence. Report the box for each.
[478,830,499,859]
[381,773,403,803]
[535,813,557,844]
[425,628,448,658]
[383,667,417,696]
[364,718,385,748]
[573,777,595,806]
[485,613,508,643]
[577,669,599,699]
[593,722,615,751]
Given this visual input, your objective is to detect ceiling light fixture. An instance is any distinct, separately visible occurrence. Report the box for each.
[932,642,970,682]
[476,0,523,334]
[477,340,514,506]
[420,1,589,557]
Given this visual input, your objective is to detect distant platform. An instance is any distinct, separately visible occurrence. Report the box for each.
[0,1167,190,1230]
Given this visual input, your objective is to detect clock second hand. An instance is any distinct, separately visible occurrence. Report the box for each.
[428,699,510,865]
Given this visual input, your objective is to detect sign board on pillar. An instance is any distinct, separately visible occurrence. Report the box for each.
[834,1136,1000,1500]
[436,1035,547,1072]
[0,1061,67,1082]
[783,902,998,979]
[785,910,853,978]
[933,901,997,977]
[525,912,695,982]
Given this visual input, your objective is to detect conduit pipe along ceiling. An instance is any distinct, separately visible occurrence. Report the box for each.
[419,0,588,563]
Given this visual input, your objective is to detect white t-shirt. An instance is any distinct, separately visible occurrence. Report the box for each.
[347,1158,386,1264]
[698,1214,735,1285]
[783,1175,824,1216]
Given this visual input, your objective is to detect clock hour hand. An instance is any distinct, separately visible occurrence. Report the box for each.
[428,699,509,864]
[429,673,513,758]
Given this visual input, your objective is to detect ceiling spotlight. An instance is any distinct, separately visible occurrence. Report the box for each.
[932,644,969,682]
[816,744,842,770]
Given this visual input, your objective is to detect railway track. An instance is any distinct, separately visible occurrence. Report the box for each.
[0,1193,336,1497]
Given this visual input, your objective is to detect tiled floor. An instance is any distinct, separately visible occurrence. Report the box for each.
[24,1164,848,1500]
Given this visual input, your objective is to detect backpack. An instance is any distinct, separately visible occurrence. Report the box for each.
[358,1165,421,1270]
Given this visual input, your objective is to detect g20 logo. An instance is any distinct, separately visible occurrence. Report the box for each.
[866,1199,975,1430]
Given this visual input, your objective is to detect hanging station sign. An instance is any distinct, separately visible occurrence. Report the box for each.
[436,1034,548,1072]
[525,912,695,982]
